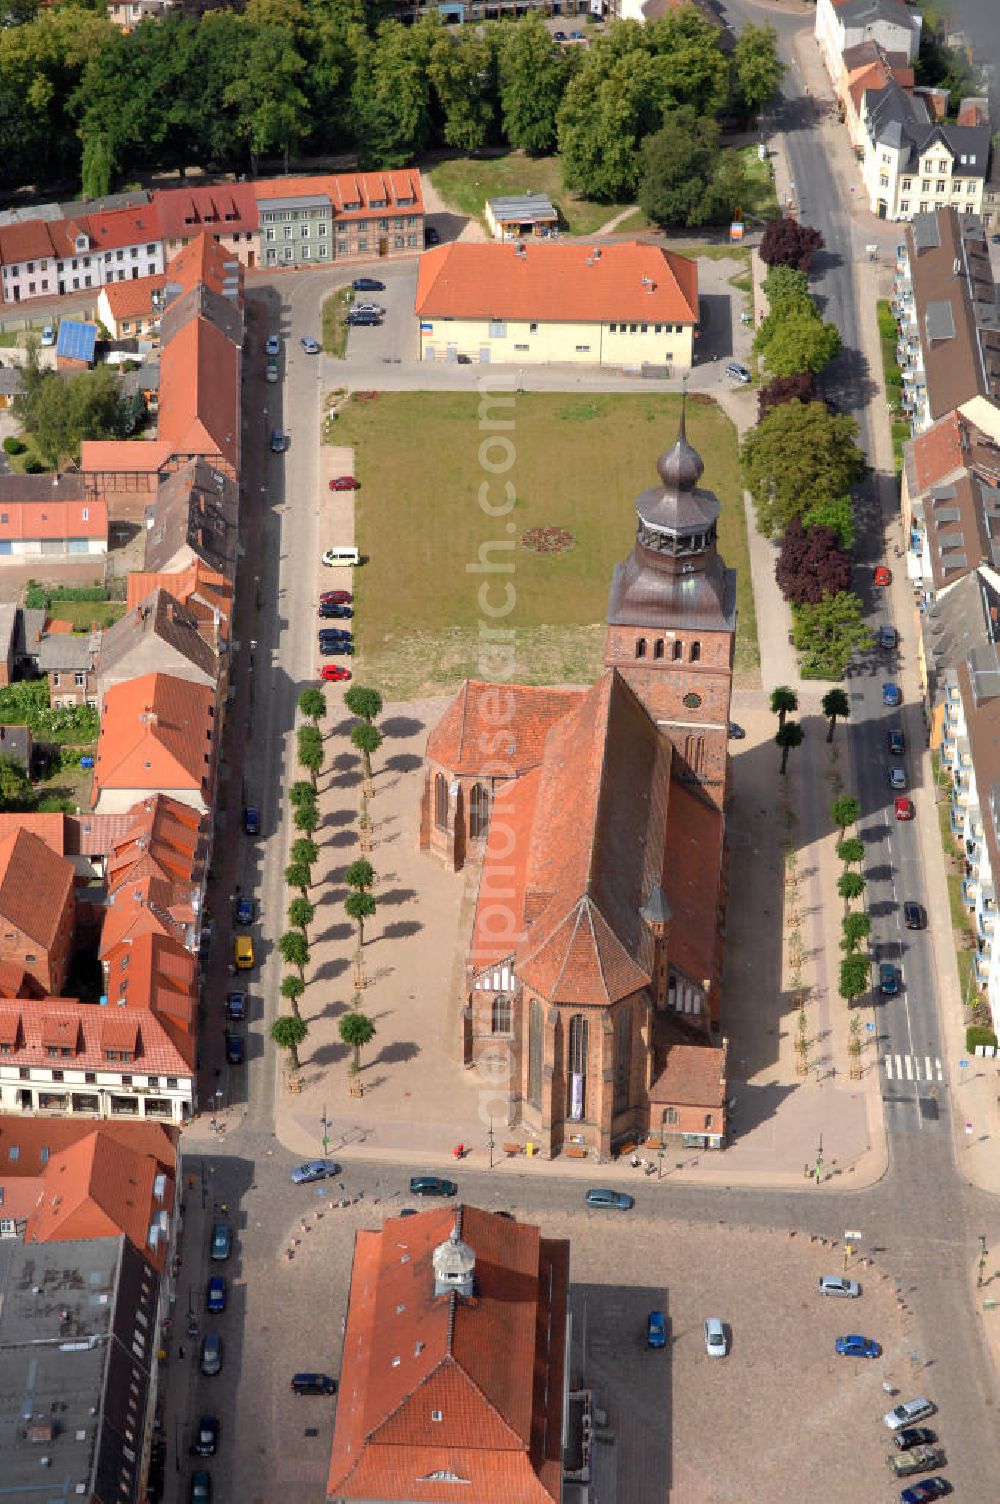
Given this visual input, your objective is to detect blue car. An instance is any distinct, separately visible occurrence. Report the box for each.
[235,896,254,925]
[835,1333,881,1359]
[243,805,259,835]
[584,1187,634,1210]
[206,1275,227,1314]
[647,1310,667,1349]
[879,963,899,996]
[883,683,902,707]
[210,1221,232,1262]
[901,1480,950,1503]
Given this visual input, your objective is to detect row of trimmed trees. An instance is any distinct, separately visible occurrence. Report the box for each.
[832,793,872,1074]
[269,685,384,1085]
[769,682,850,777]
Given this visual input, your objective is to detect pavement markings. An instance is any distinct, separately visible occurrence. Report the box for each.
[884,1054,943,1082]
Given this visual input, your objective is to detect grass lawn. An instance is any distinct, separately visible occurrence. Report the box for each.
[47,601,127,630]
[429,153,614,237]
[334,391,758,701]
[738,145,780,225]
[612,208,652,235]
[322,286,354,359]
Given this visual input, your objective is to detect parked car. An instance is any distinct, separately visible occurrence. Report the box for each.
[895,796,915,821]
[725,361,751,384]
[291,1373,337,1395]
[346,311,382,327]
[264,335,280,357]
[553,27,566,39]
[353,302,385,317]
[235,896,254,925]
[352,277,385,291]
[874,565,892,587]
[584,1188,634,1211]
[266,358,279,384]
[879,963,899,997]
[243,805,259,835]
[646,1310,667,1349]
[329,475,361,490]
[835,1333,881,1358]
[888,766,907,791]
[879,623,898,650]
[320,590,352,606]
[192,1415,219,1457]
[569,29,584,39]
[818,1274,860,1298]
[233,934,254,969]
[224,1031,244,1066]
[200,1332,223,1376]
[320,640,354,656]
[300,336,321,354]
[319,603,352,619]
[424,226,440,246]
[41,324,56,347]
[888,729,905,755]
[319,628,352,641]
[210,1221,232,1261]
[883,683,902,707]
[206,1276,227,1314]
[903,901,927,931]
[727,722,746,740]
[703,1318,727,1357]
[409,1175,457,1198]
[900,1480,949,1503]
[225,991,246,1022]
[893,1428,938,1452]
[291,1159,341,1185]
[321,664,352,682]
[190,1470,211,1504]
[884,1397,936,1431]
[889,1446,947,1479]
[270,429,286,453]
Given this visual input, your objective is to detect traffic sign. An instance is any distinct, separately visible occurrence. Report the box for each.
[844,1230,863,1242]
[959,1059,969,1069]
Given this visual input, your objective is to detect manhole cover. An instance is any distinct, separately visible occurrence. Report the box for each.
[304,1427,319,1437]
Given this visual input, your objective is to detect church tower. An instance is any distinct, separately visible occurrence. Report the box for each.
[604,404,736,809]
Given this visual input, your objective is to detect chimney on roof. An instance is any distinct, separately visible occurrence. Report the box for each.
[432,1225,475,1299]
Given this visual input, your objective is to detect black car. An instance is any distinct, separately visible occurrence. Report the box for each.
[191,1415,219,1457]
[320,640,354,656]
[224,1031,244,1066]
[318,603,353,619]
[291,1373,337,1395]
[888,729,905,755]
[243,805,259,836]
[352,277,385,292]
[424,225,440,246]
[409,1174,457,1197]
[319,630,352,644]
[894,1427,938,1451]
[903,901,927,930]
[346,311,382,327]
[225,991,246,1022]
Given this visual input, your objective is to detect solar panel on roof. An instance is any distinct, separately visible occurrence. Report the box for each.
[55,321,97,364]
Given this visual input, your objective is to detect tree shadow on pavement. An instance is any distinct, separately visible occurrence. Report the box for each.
[377,919,423,942]
[381,715,425,738]
[384,752,423,774]
[376,887,416,907]
[311,956,351,984]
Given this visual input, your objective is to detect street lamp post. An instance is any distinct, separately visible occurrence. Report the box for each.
[321,1106,330,1158]
[657,1127,665,1180]
[214,1089,223,1119]
[979,1234,988,1289]
[814,1132,823,1184]
[487,1118,495,1171]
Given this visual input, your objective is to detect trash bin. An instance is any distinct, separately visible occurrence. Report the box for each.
[525,1141,535,1157]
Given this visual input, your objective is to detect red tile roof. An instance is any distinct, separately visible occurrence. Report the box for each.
[0,827,73,952]
[0,494,107,543]
[80,201,162,255]
[101,273,165,322]
[254,169,424,218]
[0,813,66,855]
[661,779,725,993]
[0,219,56,267]
[106,794,204,889]
[910,409,966,491]
[0,974,195,1076]
[126,564,232,623]
[328,1205,567,1503]
[426,681,585,776]
[154,183,259,241]
[649,1039,726,1107]
[80,439,174,475]
[416,241,699,325]
[92,672,214,810]
[162,232,243,303]
[157,314,239,467]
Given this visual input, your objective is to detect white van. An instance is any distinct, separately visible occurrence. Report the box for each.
[322,547,360,567]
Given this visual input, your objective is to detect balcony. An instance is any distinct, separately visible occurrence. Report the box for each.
[962,877,979,909]
[978,907,997,940]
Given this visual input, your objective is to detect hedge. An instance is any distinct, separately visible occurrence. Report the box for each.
[25,582,112,609]
[2,436,25,455]
[966,1025,998,1054]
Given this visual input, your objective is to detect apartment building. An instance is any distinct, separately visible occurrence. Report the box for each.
[815,0,920,84]
[256,170,424,269]
[0,203,163,304]
[860,78,990,221]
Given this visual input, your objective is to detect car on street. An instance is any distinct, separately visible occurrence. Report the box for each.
[190,1470,211,1503]
[224,1031,244,1066]
[889,1445,947,1479]
[300,336,321,354]
[895,796,915,821]
[266,358,278,383]
[353,302,385,317]
[424,226,440,246]
[888,766,907,791]
[321,664,352,682]
[725,361,751,384]
[353,277,385,291]
[874,565,892,587]
[264,335,280,357]
[728,722,746,739]
[885,1397,936,1430]
[291,1159,342,1185]
[200,1332,223,1376]
[893,1428,938,1451]
[879,623,898,650]
[834,1333,881,1358]
[818,1274,860,1298]
[235,896,254,925]
[888,729,905,755]
[584,1188,634,1211]
[703,1318,728,1357]
[192,1415,219,1456]
[291,1373,337,1395]
[270,429,286,453]
[646,1310,667,1349]
[41,324,56,347]
[903,901,927,930]
[879,962,899,997]
[226,991,246,1022]
[210,1221,232,1261]
[320,590,352,605]
[206,1276,227,1314]
[553,27,566,38]
[320,639,354,656]
[883,683,902,707]
[234,934,254,968]
[319,603,352,619]
[243,805,259,835]
[330,475,361,490]
[409,1175,457,1197]
[900,1480,950,1503]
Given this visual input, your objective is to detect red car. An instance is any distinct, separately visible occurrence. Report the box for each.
[319,590,352,606]
[895,796,915,821]
[329,476,360,491]
[874,565,892,587]
[321,664,352,683]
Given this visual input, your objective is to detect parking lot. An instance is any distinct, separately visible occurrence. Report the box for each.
[343,266,419,366]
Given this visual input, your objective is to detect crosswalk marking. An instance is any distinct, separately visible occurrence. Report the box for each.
[884,1055,943,1083]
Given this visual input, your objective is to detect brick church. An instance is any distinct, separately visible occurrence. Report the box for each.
[420,411,734,1160]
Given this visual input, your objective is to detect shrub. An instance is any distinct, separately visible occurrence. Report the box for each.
[966,1025,998,1054]
[24,458,46,473]
[2,436,25,455]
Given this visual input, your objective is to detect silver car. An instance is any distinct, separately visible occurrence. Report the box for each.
[703,1317,727,1358]
[884,1397,935,1431]
[818,1274,860,1298]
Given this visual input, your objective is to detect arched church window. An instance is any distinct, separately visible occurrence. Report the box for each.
[434,773,448,830]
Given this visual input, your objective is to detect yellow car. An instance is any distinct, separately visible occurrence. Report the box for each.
[234,935,254,970]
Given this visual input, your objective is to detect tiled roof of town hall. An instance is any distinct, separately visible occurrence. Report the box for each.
[327,1204,566,1503]
[425,680,584,776]
[661,778,724,993]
